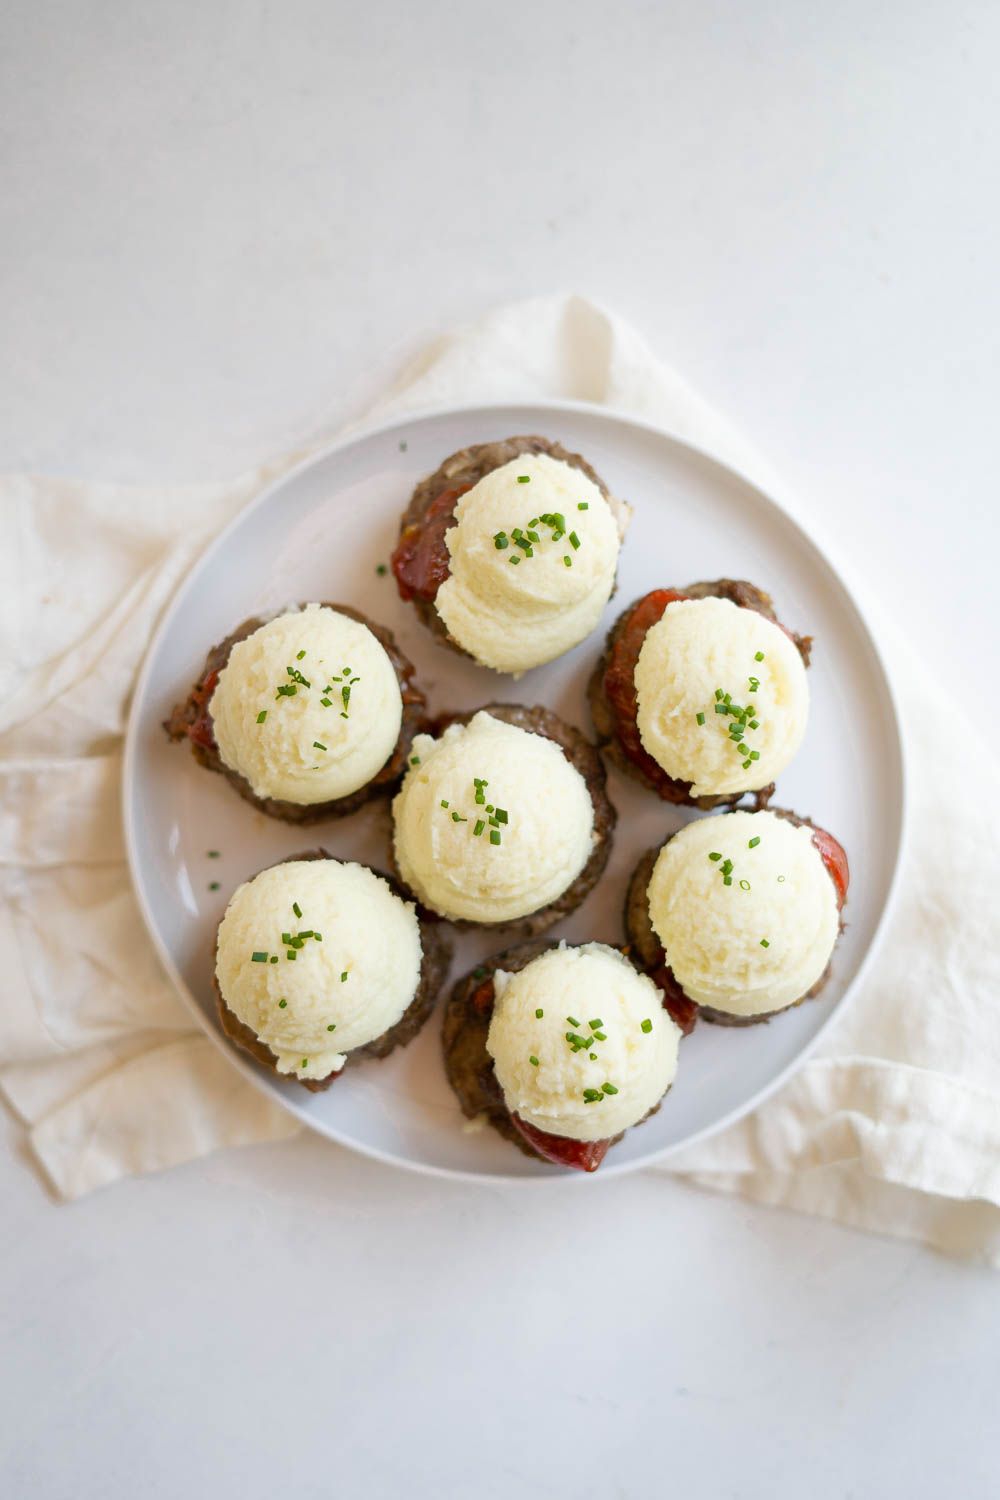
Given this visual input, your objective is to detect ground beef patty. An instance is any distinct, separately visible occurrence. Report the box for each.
[390,434,616,656]
[163,602,426,823]
[624,808,845,1028]
[394,701,616,938]
[443,939,670,1170]
[588,578,812,809]
[215,850,452,1092]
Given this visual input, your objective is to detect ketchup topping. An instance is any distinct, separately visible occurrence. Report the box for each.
[510,1114,612,1173]
[391,485,471,603]
[812,827,850,910]
[185,668,219,751]
[649,965,699,1035]
[603,589,688,791]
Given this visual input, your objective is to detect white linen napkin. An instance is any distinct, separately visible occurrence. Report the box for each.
[3,294,997,1262]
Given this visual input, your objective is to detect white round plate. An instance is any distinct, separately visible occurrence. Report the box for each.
[124,402,905,1181]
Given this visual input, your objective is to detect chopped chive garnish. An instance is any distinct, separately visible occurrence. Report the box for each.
[270,956,278,963]
[724,875,733,885]
[563,555,572,567]
[292,902,302,918]
[602,1082,618,1095]
[251,951,268,963]
[376,563,387,576]
[567,1016,581,1028]
[754,651,765,662]
[320,696,332,707]
[440,799,449,809]
[489,829,501,845]
[495,808,508,823]
[749,836,761,848]
[721,860,733,875]
[208,850,220,858]
[509,554,521,565]
[743,759,752,769]
[278,999,287,1008]
[301,1059,308,1069]
[517,474,530,483]
[709,851,722,862]
[577,501,589,510]
[473,819,485,837]
[593,1031,607,1042]
[341,971,348,982]
[760,938,770,948]
[750,750,760,761]
[209,881,220,891]
[569,531,581,550]
[452,811,467,823]
[739,879,751,890]
[588,1018,603,1029]
[696,711,706,725]
[296,649,306,660]
[749,719,759,730]
[535,1008,544,1019]
[410,755,420,765]
[778,875,786,883]
[582,1088,603,1103]
[327,1024,336,1032]
[529,1055,539,1067]
[313,741,327,751]
[256,710,267,724]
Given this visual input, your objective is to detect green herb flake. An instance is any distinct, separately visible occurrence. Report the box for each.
[376,563,388,576]
[529,1055,539,1067]
[256,710,267,724]
[696,711,706,725]
[251,951,268,963]
[749,836,761,848]
[517,474,531,483]
[760,938,770,948]
[641,1019,653,1034]
[535,1008,544,1019]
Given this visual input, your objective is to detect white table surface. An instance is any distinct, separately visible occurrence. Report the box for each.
[2,3,998,1495]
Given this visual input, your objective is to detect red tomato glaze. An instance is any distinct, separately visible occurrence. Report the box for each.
[391,485,471,603]
[186,668,219,751]
[603,589,688,791]
[511,1114,612,1173]
[649,965,699,1035]
[812,827,850,909]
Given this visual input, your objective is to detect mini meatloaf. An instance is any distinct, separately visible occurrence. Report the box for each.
[589,579,812,808]
[391,703,615,936]
[164,601,425,822]
[443,940,681,1173]
[625,807,849,1028]
[214,851,451,1092]
[390,435,630,674]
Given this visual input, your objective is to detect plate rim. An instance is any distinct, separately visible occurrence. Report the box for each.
[122,397,909,1185]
